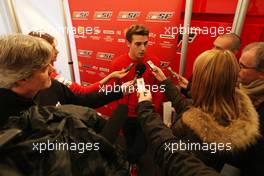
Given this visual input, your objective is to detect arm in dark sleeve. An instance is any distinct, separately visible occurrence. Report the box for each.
[180,75,193,98]
[100,104,128,144]
[50,103,127,145]
[160,79,190,115]
[74,91,123,109]
[86,105,128,145]
[136,101,220,176]
[60,82,123,109]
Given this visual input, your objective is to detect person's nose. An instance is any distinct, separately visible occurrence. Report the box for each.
[140,44,146,51]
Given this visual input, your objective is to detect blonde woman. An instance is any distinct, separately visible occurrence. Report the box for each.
[137,49,260,172]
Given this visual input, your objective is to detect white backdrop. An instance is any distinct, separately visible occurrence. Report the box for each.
[0,0,80,83]
[0,0,16,35]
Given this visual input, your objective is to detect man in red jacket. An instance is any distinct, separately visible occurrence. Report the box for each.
[110,24,163,167]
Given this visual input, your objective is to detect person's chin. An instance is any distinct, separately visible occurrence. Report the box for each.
[138,53,145,58]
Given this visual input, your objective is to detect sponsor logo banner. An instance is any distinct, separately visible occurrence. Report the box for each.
[77,49,93,57]
[117,11,140,21]
[146,12,174,22]
[96,52,115,61]
[73,11,89,20]
[93,11,113,20]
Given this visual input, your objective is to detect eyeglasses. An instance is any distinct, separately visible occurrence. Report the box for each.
[239,63,256,70]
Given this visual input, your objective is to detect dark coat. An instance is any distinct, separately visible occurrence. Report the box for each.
[0,80,122,126]
[236,101,264,176]
[136,101,221,176]
[35,79,123,108]
[0,105,129,176]
[160,79,260,171]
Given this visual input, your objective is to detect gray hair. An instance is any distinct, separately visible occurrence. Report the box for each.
[243,42,264,71]
[0,34,52,89]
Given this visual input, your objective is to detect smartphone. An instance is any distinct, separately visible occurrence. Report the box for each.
[125,63,134,72]
[136,78,145,93]
[0,128,22,147]
[147,60,156,70]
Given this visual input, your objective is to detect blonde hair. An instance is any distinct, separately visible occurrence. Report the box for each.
[0,34,52,89]
[28,31,55,45]
[191,49,240,122]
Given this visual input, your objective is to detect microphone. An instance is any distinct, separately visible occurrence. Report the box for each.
[133,63,146,82]
[135,63,146,77]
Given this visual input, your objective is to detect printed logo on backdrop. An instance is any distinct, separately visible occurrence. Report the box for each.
[176,29,197,54]
[103,30,115,35]
[82,64,93,69]
[92,66,99,70]
[85,70,96,75]
[90,36,101,41]
[147,41,156,46]
[93,11,113,20]
[117,38,126,43]
[104,36,114,42]
[77,49,93,57]
[116,30,122,35]
[160,61,170,68]
[159,34,176,39]
[117,11,141,21]
[72,11,89,20]
[146,12,174,22]
[99,67,110,73]
[149,32,157,39]
[96,52,115,61]
[74,35,87,39]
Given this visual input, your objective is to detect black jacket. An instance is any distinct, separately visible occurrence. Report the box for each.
[0,105,129,176]
[236,101,264,176]
[136,101,220,176]
[0,88,34,127]
[0,80,122,125]
[35,80,123,108]
[160,79,260,172]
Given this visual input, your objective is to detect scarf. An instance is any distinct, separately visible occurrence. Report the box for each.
[240,79,264,107]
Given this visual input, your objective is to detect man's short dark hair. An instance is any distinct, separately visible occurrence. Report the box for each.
[125,24,149,42]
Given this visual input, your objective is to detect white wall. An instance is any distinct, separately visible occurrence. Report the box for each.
[0,0,80,82]
[0,0,17,35]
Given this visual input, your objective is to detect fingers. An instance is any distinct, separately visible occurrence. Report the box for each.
[138,89,152,103]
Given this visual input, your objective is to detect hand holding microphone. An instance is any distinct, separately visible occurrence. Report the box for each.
[167,67,179,79]
[133,63,146,83]
[121,80,134,95]
[167,67,189,89]
[138,88,152,103]
[151,66,167,82]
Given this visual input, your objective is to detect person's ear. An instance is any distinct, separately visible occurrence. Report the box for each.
[127,41,131,48]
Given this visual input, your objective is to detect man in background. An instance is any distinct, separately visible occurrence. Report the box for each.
[238,42,264,175]
[180,33,241,96]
